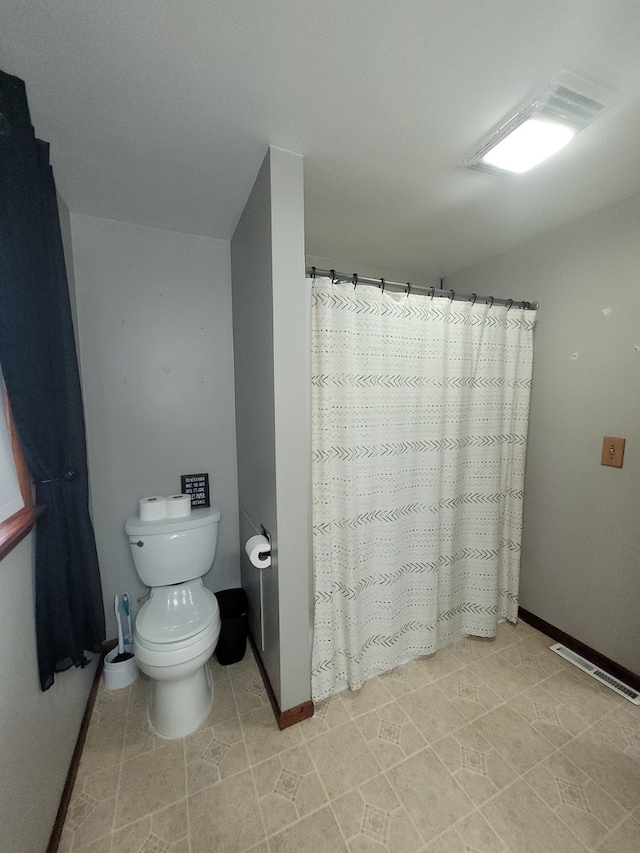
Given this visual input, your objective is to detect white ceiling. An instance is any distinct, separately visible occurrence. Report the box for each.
[2,1,640,279]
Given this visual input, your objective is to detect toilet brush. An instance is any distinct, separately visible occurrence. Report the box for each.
[122,593,132,646]
[113,594,134,663]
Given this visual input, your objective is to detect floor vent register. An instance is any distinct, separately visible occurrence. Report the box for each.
[550,643,640,705]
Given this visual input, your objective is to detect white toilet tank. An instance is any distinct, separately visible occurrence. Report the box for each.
[125,505,221,586]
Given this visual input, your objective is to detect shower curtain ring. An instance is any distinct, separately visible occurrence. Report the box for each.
[405,283,411,297]
[429,286,435,300]
[353,273,358,289]
[487,296,494,308]
[470,293,477,305]
[506,299,513,311]
[449,289,455,302]
[525,301,531,310]
[311,266,316,279]
[380,278,385,292]
[330,269,337,283]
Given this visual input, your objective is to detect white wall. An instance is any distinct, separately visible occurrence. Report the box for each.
[0,535,97,853]
[70,215,240,636]
[270,148,311,711]
[449,191,640,675]
[232,147,311,712]
[232,151,281,698]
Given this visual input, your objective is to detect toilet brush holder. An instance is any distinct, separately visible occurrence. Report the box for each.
[103,644,138,690]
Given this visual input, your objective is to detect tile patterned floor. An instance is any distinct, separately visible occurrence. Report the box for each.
[59,621,640,853]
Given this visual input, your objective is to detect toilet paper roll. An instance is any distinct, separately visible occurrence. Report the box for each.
[165,494,192,518]
[245,534,271,568]
[139,496,167,521]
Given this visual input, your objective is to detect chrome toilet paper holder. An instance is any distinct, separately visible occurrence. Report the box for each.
[259,524,272,561]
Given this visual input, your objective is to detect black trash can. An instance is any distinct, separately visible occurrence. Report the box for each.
[214,588,248,665]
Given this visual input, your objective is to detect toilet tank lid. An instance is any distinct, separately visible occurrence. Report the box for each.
[125,505,221,536]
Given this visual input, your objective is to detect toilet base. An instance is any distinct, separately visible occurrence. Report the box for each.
[148,662,213,738]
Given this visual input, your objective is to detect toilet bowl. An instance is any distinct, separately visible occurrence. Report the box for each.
[125,506,222,738]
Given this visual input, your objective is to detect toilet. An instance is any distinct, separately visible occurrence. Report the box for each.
[125,505,222,738]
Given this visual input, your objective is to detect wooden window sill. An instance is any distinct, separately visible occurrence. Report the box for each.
[0,505,44,562]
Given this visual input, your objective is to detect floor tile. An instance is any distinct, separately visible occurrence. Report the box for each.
[378,659,431,698]
[386,747,474,843]
[188,767,265,853]
[508,682,589,747]
[398,683,468,743]
[76,709,126,778]
[480,779,590,853]
[543,669,623,725]
[77,763,120,802]
[185,716,249,793]
[449,624,520,665]
[62,627,637,853]
[431,724,518,806]
[110,798,189,852]
[332,771,423,852]
[306,719,380,800]
[561,727,640,812]
[64,793,116,849]
[67,833,113,853]
[352,699,426,770]
[470,704,556,774]
[122,698,166,762]
[595,815,640,852]
[61,766,119,850]
[434,665,503,722]
[340,676,394,718]
[267,804,347,852]
[298,693,352,741]
[205,677,241,724]
[471,645,546,700]
[252,742,327,837]
[501,620,550,647]
[231,666,271,715]
[524,750,628,847]
[592,703,640,760]
[115,739,186,829]
[413,647,466,680]
[428,810,508,852]
[92,680,131,720]
[511,637,566,677]
[241,704,304,765]
[126,671,151,710]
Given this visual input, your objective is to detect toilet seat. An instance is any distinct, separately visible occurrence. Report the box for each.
[134,580,221,673]
[134,621,219,670]
[136,579,219,644]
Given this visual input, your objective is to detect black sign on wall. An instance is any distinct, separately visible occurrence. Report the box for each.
[180,473,210,507]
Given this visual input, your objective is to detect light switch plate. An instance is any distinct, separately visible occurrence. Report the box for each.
[601,437,625,468]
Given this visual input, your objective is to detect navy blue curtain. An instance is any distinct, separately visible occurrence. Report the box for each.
[0,70,105,690]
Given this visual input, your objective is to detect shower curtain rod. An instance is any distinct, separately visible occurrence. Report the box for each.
[307,266,539,311]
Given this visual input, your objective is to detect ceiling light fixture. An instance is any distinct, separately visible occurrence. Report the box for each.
[461,71,616,176]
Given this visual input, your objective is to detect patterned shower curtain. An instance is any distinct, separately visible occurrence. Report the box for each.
[311,278,535,701]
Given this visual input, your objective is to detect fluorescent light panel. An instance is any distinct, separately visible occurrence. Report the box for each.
[481,117,576,173]
[461,72,614,176]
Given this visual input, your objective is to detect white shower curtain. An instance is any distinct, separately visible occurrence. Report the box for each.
[311,278,535,702]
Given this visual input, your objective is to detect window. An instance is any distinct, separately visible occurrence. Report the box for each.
[1,373,24,520]
[0,368,40,560]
